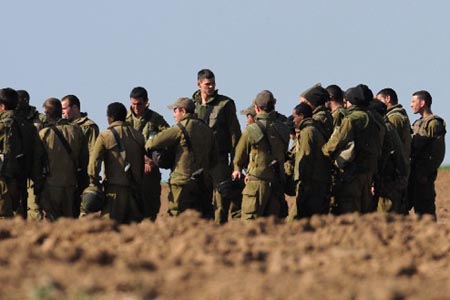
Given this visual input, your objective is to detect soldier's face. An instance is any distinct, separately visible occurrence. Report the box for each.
[376,94,387,104]
[410,95,424,114]
[130,98,148,117]
[292,110,303,127]
[197,78,216,97]
[173,107,183,122]
[61,99,78,120]
[246,114,255,125]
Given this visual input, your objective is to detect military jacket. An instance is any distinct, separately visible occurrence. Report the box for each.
[72,113,99,155]
[386,104,412,159]
[322,105,381,174]
[411,114,446,177]
[0,111,25,179]
[39,119,88,187]
[331,106,347,128]
[193,90,241,154]
[15,105,45,131]
[233,111,290,181]
[88,121,145,186]
[294,118,331,184]
[312,105,334,140]
[145,114,217,185]
[126,108,169,141]
[378,120,407,181]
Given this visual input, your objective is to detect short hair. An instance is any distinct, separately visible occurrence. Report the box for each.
[107,102,127,121]
[197,69,215,81]
[130,87,148,102]
[61,94,81,110]
[293,103,312,118]
[413,90,432,108]
[377,88,398,105]
[0,88,19,110]
[17,90,30,105]
[43,98,62,118]
[326,84,343,104]
[256,102,275,113]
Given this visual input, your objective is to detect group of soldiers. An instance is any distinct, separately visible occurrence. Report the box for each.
[0,68,446,224]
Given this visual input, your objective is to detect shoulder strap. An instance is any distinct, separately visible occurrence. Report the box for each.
[109,126,131,172]
[255,120,272,154]
[176,121,196,164]
[51,126,72,155]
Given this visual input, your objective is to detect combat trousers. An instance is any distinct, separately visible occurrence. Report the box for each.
[27,183,43,221]
[376,180,405,213]
[142,168,162,221]
[287,180,329,221]
[0,178,13,218]
[334,172,373,214]
[408,172,437,217]
[241,179,279,220]
[212,154,241,224]
[168,178,213,217]
[102,184,142,224]
[40,184,77,221]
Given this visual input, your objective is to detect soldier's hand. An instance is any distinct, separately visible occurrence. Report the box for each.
[231,171,241,181]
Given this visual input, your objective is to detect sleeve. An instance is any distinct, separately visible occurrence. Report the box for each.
[87,123,100,155]
[88,133,106,182]
[145,126,180,151]
[225,100,242,150]
[297,129,314,180]
[322,117,354,159]
[233,130,250,172]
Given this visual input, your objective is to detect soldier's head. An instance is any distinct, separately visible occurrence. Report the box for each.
[168,97,195,122]
[0,88,19,112]
[43,97,62,120]
[344,84,372,108]
[16,90,30,111]
[197,69,216,98]
[240,104,256,125]
[107,102,127,124]
[300,84,329,109]
[411,90,432,115]
[326,84,344,110]
[254,90,275,114]
[61,94,81,121]
[292,103,312,128]
[130,86,149,117]
[376,88,398,108]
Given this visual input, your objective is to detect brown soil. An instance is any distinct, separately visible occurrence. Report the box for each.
[1,171,450,300]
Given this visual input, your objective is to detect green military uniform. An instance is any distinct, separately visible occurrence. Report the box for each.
[312,105,334,140]
[375,121,408,213]
[331,106,347,129]
[39,119,88,220]
[322,105,382,214]
[386,104,412,161]
[233,111,290,220]
[88,121,145,223]
[287,118,331,221]
[193,90,242,224]
[145,113,217,217]
[408,114,446,217]
[127,108,169,220]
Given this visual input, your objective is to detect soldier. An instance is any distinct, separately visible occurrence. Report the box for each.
[126,87,169,221]
[38,98,88,220]
[375,88,412,165]
[146,97,217,217]
[300,84,334,140]
[287,103,331,220]
[89,102,144,223]
[193,69,242,224]
[15,90,46,220]
[240,104,256,125]
[369,100,408,213]
[408,90,446,218]
[326,84,347,128]
[232,90,290,220]
[322,85,382,214]
[61,94,99,216]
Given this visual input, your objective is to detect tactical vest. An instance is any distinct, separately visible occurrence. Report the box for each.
[0,116,24,178]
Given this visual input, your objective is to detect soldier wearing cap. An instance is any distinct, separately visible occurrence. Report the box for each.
[326,84,347,129]
[192,69,242,224]
[287,102,331,220]
[322,85,382,214]
[408,90,446,218]
[126,87,170,221]
[232,90,290,220]
[240,104,256,126]
[88,102,144,223]
[300,84,334,140]
[146,97,217,217]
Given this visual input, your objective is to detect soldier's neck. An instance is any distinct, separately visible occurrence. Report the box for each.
[421,109,433,119]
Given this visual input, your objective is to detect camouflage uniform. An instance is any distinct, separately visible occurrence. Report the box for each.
[233,111,290,220]
[127,108,169,220]
[39,119,88,220]
[88,121,145,223]
[386,104,412,160]
[408,114,446,216]
[322,105,382,214]
[193,90,241,224]
[331,106,347,129]
[287,118,331,220]
[312,105,334,140]
[145,113,217,217]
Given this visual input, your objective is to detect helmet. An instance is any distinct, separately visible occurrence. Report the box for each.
[81,185,105,213]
